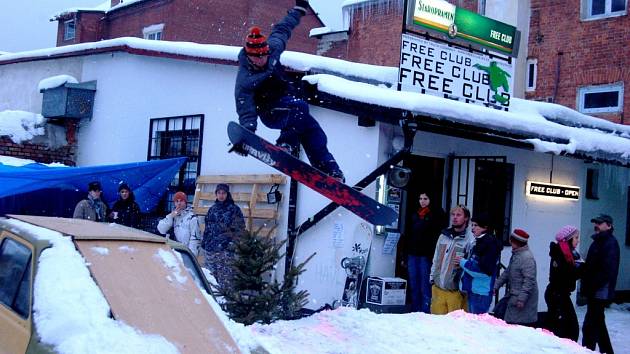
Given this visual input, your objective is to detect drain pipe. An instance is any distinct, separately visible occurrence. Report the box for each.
[552,51,563,102]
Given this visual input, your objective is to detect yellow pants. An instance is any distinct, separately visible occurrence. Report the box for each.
[430,285,467,314]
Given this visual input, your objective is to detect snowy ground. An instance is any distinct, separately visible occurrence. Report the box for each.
[10,217,628,354]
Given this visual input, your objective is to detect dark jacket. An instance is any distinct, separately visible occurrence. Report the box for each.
[201,196,246,253]
[581,229,620,300]
[234,9,303,131]
[406,207,445,257]
[460,232,501,296]
[110,194,141,228]
[547,242,580,294]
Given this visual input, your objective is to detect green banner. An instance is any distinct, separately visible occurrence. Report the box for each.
[408,0,518,56]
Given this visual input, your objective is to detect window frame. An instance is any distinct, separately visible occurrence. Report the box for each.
[526,58,537,92]
[0,234,33,320]
[143,24,165,41]
[147,115,204,213]
[63,19,76,41]
[577,82,624,114]
[582,0,627,20]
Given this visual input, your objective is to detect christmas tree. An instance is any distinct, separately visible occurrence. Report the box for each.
[214,228,315,325]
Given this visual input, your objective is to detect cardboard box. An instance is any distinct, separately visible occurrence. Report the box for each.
[365,277,407,306]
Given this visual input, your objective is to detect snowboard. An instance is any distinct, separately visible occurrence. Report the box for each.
[227,121,398,226]
[339,222,373,308]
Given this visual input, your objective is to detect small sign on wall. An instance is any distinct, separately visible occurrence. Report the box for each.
[526,181,580,200]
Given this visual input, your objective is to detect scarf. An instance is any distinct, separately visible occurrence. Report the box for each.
[558,240,575,266]
[417,206,430,219]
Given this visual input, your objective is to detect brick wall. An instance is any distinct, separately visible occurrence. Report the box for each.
[75,0,321,54]
[527,0,630,124]
[0,137,75,166]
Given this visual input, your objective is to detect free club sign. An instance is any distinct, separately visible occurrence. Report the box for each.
[398,33,514,109]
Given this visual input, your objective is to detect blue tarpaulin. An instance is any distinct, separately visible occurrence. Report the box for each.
[0,157,187,216]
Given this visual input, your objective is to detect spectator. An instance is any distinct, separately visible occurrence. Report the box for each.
[157,192,201,256]
[109,183,141,228]
[581,214,620,354]
[545,225,583,341]
[73,181,108,222]
[494,229,538,326]
[430,204,473,314]
[459,213,502,314]
[201,184,246,288]
[405,191,445,313]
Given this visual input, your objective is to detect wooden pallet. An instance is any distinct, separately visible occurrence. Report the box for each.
[193,174,286,237]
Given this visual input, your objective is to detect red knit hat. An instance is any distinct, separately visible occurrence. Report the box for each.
[245,26,269,56]
[173,191,187,203]
[510,228,530,243]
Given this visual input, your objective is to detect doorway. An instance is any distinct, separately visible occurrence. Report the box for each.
[395,155,445,280]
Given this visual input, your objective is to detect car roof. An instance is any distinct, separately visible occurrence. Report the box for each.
[6,215,166,243]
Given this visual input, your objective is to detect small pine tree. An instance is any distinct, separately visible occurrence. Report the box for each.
[214,228,314,325]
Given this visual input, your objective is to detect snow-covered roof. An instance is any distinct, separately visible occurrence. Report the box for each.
[2,37,630,165]
[51,0,148,19]
[0,110,46,143]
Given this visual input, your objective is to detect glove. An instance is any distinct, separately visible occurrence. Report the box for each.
[294,0,309,14]
[229,143,248,156]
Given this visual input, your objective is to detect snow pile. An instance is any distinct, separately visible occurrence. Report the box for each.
[0,110,46,143]
[37,74,78,91]
[4,219,179,354]
[154,247,189,284]
[250,307,592,354]
[0,155,68,167]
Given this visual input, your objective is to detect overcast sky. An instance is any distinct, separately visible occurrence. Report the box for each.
[0,0,344,53]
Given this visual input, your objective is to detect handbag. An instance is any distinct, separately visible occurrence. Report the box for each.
[492,295,509,320]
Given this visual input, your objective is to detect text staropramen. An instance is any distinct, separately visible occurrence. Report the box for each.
[413,0,456,32]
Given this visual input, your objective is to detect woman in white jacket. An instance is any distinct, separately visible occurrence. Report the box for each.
[157,191,201,256]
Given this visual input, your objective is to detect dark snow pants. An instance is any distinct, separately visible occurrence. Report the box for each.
[260,96,341,175]
[582,298,614,354]
[544,286,579,341]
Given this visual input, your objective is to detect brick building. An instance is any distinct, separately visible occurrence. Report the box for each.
[53,0,323,54]
[525,0,629,124]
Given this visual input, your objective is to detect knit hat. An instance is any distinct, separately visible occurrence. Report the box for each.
[88,181,102,191]
[118,182,130,192]
[173,191,187,203]
[215,183,230,193]
[245,26,269,56]
[510,228,530,243]
[555,225,579,242]
[471,213,491,229]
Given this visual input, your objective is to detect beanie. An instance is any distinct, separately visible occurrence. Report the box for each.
[245,26,269,56]
[471,213,491,229]
[173,191,187,203]
[215,183,230,193]
[118,182,130,192]
[88,181,102,191]
[510,228,530,243]
[555,225,579,242]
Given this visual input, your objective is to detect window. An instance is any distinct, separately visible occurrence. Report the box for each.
[582,0,627,19]
[478,0,487,15]
[64,19,76,41]
[578,83,624,113]
[143,24,164,41]
[148,115,204,212]
[526,59,537,92]
[0,237,32,318]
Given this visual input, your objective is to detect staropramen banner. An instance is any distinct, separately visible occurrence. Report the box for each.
[406,0,519,57]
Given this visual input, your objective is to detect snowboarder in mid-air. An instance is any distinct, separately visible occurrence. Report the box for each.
[230,0,344,182]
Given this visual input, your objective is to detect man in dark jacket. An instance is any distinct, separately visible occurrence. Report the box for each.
[581,214,620,354]
[231,0,344,181]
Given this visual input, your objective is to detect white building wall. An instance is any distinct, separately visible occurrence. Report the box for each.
[0,57,84,113]
[413,129,584,310]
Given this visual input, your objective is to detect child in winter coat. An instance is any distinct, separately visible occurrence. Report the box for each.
[544,225,582,341]
[459,213,502,314]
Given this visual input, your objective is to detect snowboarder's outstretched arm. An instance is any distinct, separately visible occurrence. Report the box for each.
[267,1,309,61]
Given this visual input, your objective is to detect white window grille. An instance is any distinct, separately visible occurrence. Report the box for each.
[577,83,624,113]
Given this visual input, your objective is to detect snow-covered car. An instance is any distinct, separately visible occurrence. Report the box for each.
[0,215,240,354]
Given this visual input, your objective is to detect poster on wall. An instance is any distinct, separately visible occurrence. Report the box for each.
[399,33,515,110]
